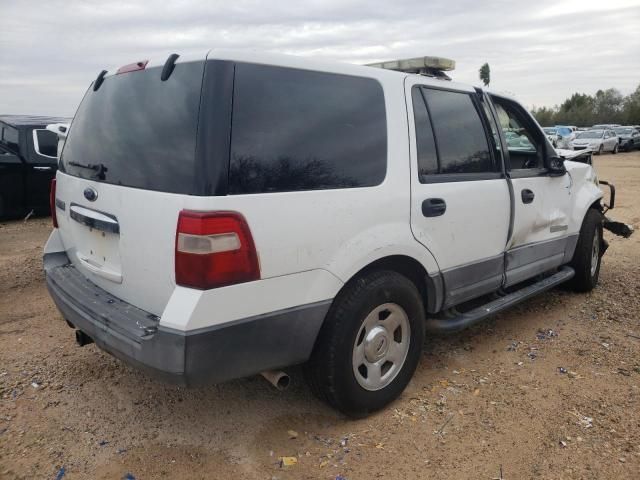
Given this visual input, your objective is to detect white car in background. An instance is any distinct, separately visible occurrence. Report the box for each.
[571,129,619,155]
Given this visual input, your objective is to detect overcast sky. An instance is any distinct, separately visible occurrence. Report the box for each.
[1,0,639,117]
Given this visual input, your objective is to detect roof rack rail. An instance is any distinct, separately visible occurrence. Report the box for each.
[366,56,455,80]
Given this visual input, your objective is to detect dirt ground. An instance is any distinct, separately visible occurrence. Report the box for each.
[1,152,639,480]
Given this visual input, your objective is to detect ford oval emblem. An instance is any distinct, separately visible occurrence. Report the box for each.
[84,187,98,202]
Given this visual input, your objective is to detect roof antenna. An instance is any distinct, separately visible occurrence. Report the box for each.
[161,54,180,81]
[93,70,108,91]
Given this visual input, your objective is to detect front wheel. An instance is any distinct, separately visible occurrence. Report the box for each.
[596,144,604,155]
[612,143,619,154]
[305,270,425,416]
[567,208,603,292]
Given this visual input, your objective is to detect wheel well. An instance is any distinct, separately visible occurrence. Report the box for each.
[346,255,439,313]
[589,199,603,212]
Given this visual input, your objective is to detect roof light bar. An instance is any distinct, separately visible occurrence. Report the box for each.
[366,56,456,80]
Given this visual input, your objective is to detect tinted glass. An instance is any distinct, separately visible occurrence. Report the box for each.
[61,61,204,194]
[33,129,58,158]
[1,125,19,152]
[411,87,438,177]
[422,89,492,174]
[229,63,387,194]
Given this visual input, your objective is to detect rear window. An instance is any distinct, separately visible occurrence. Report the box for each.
[228,64,387,194]
[61,61,204,194]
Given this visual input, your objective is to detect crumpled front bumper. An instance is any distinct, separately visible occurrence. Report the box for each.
[598,180,634,239]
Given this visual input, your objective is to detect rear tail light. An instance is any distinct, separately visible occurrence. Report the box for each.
[50,179,58,228]
[175,211,260,289]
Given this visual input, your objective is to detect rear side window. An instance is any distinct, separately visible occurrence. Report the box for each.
[411,87,438,176]
[421,88,492,174]
[61,61,204,194]
[229,64,387,194]
[32,129,58,159]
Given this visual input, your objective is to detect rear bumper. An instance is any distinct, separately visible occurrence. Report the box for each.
[44,252,331,385]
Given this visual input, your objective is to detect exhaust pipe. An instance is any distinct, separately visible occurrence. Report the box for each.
[261,370,290,390]
[75,330,94,347]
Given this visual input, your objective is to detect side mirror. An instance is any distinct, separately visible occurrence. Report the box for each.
[547,155,566,176]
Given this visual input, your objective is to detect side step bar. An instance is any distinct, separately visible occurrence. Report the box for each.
[425,266,575,334]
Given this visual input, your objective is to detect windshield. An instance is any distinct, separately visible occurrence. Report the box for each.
[61,61,205,194]
[543,128,557,134]
[556,127,571,136]
[614,128,633,135]
[576,130,604,139]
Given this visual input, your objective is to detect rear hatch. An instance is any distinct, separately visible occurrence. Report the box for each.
[55,57,206,316]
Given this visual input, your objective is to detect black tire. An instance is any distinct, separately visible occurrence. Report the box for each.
[612,143,618,154]
[596,144,603,155]
[567,208,603,292]
[305,270,425,417]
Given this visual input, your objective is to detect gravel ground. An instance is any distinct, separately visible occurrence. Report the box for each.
[1,152,639,480]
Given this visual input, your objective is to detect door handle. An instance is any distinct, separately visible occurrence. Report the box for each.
[521,189,535,204]
[33,166,53,171]
[422,198,447,217]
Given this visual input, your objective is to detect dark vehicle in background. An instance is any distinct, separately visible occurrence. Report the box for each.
[0,115,70,219]
[613,126,640,151]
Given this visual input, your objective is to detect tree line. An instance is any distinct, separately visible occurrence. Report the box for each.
[530,84,640,127]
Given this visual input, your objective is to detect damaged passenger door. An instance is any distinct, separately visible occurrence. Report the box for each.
[489,94,573,287]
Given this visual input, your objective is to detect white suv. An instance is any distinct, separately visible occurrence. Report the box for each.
[44,51,626,416]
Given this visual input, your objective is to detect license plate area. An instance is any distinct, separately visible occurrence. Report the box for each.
[69,204,122,283]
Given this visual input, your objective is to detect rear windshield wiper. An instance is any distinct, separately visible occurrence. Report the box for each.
[67,161,108,179]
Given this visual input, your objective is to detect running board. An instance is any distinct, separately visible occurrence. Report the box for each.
[425,266,575,334]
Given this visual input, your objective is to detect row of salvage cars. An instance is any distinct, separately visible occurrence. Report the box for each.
[0,115,69,219]
[543,124,640,154]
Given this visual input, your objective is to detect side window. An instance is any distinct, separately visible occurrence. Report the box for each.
[491,98,543,170]
[421,88,493,174]
[32,129,58,159]
[411,87,438,176]
[1,125,19,152]
[229,64,387,194]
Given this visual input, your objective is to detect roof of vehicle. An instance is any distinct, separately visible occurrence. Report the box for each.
[0,115,72,128]
[99,50,478,94]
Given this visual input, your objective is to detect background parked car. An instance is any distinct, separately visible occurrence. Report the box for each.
[554,125,576,148]
[570,128,619,154]
[613,126,640,151]
[0,115,71,219]
[542,127,559,146]
[592,124,621,130]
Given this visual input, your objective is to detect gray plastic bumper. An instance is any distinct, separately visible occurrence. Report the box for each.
[44,252,331,385]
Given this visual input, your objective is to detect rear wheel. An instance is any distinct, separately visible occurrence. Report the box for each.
[305,270,425,417]
[567,208,603,292]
